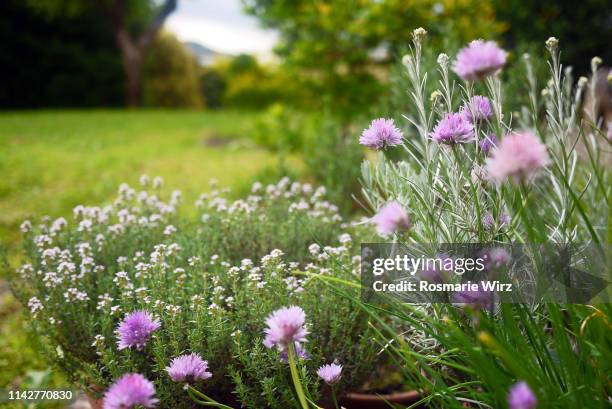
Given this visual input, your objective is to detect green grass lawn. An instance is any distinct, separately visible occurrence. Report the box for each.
[0,109,302,396]
[0,109,302,254]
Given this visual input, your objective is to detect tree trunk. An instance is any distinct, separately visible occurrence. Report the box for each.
[121,49,144,107]
[100,0,177,107]
[115,26,144,107]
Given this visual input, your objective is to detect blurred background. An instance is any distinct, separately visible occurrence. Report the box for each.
[0,0,611,405]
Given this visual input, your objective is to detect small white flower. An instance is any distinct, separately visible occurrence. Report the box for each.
[28,297,44,317]
[152,176,164,189]
[163,225,177,235]
[20,220,33,233]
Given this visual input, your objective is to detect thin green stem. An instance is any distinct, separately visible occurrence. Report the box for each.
[287,343,310,409]
[187,385,234,409]
[331,388,340,409]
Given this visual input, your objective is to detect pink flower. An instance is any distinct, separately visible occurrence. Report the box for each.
[430,112,475,144]
[166,353,212,383]
[103,373,158,409]
[453,40,508,81]
[263,306,308,349]
[373,201,410,235]
[508,381,537,409]
[461,95,493,123]
[485,132,550,184]
[359,118,403,149]
[454,282,493,310]
[116,310,161,350]
[479,134,498,155]
[317,363,343,385]
[280,342,310,363]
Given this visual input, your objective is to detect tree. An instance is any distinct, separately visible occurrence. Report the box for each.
[242,0,504,119]
[0,0,124,108]
[96,0,177,106]
[144,32,204,108]
[491,0,612,74]
[28,0,178,106]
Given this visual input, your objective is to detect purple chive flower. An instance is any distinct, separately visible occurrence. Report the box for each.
[359,118,403,149]
[454,283,493,310]
[483,247,511,270]
[420,254,453,283]
[372,201,410,236]
[461,95,493,123]
[166,353,212,383]
[263,306,308,349]
[430,112,475,144]
[280,342,310,363]
[499,213,511,227]
[485,132,550,184]
[117,310,161,350]
[103,373,158,409]
[479,134,498,155]
[317,363,343,385]
[453,40,508,81]
[482,212,495,230]
[482,211,510,230]
[508,381,537,409]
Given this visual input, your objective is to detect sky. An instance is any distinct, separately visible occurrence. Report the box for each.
[164,0,278,55]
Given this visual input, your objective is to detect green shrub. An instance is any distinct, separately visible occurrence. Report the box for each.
[303,115,364,215]
[10,177,378,408]
[200,69,227,109]
[249,104,310,152]
[144,33,204,108]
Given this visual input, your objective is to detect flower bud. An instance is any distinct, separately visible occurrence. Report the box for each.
[591,56,602,73]
[437,53,449,68]
[430,90,443,104]
[412,27,427,42]
[402,54,412,67]
[545,37,559,52]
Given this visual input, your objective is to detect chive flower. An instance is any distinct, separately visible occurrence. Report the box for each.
[359,118,403,149]
[461,95,493,123]
[372,201,410,235]
[103,373,158,409]
[508,381,537,409]
[263,306,308,349]
[317,363,343,385]
[479,134,498,155]
[430,112,475,144]
[166,353,212,383]
[117,310,161,350]
[485,132,550,184]
[453,40,508,81]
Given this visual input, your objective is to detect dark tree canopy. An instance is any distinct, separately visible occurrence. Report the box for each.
[492,0,612,74]
[0,0,124,108]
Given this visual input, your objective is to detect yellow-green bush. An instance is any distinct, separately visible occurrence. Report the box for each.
[144,32,204,108]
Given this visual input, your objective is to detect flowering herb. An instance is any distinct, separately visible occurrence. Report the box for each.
[485,132,550,184]
[372,201,410,236]
[359,118,403,149]
[453,40,508,81]
[166,353,212,383]
[430,112,475,144]
[103,373,158,409]
[117,310,161,350]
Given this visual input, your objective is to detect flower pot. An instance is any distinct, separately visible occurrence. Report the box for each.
[338,390,423,409]
[89,390,423,409]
